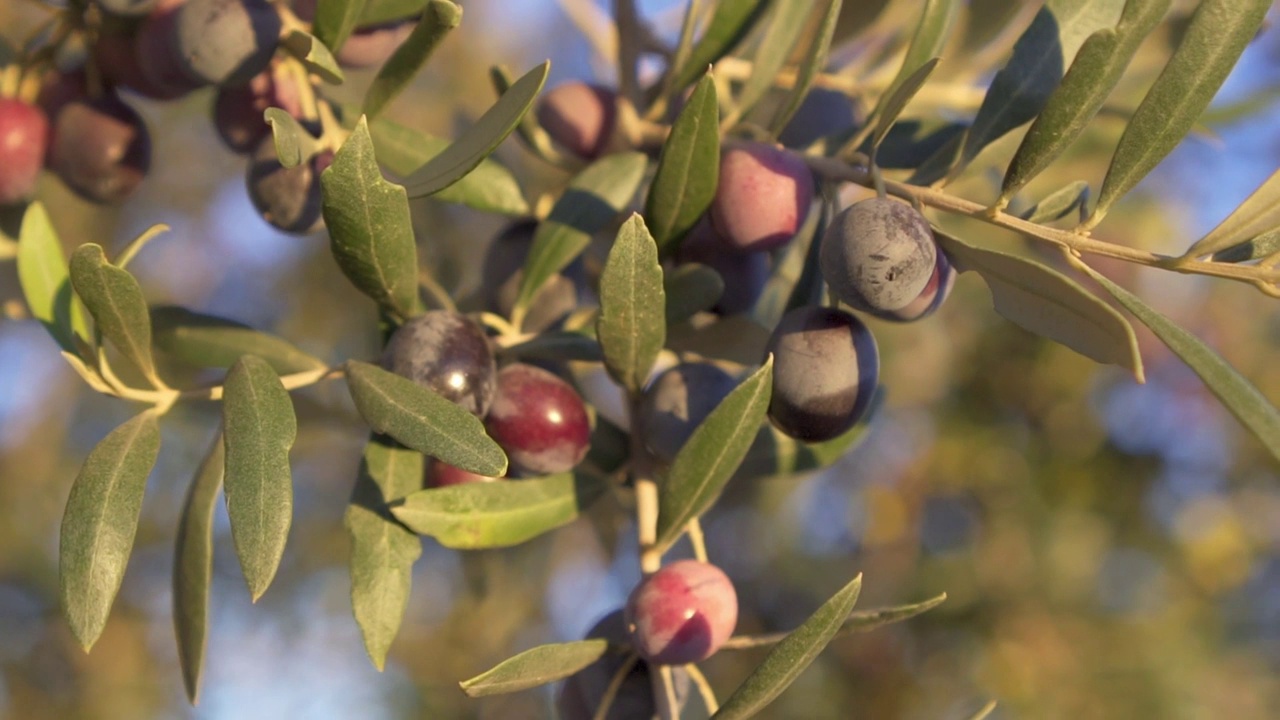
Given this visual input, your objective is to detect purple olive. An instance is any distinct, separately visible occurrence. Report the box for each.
[176,0,282,86]
[536,81,617,160]
[484,363,590,476]
[819,197,937,313]
[557,610,691,720]
[46,88,151,204]
[637,362,739,463]
[380,311,498,417]
[625,560,738,665]
[868,247,955,322]
[675,218,769,315]
[710,141,814,253]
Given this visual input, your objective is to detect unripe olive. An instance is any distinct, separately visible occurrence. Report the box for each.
[176,0,282,86]
[626,560,738,665]
[675,218,769,315]
[481,220,582,333]
[819,197,937,313]
[869,248,955,322]
[710,141,814,253]
[0,99,50,205]
[765,306,879,442]
[380,311,498,417]
[46,91,152,204]
[245,137,326,233]
[536,81,617,160]
[637,363,739,463]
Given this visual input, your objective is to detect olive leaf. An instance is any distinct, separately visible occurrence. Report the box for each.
[174,433,224,704]
[60,411,162,651]
[69,243,160,384]
[1182,167,1280,260]
[732,0,813,120]
[1018,180,1091,224]
[363,0,462,119]
[459,640,610,697]
[151,305,327,375]
[311,0,367,58]
[265,107,320,169]
[17,201,88,354]
[722,590,946,649]
[766,0,842,136]
[671,0,771,92]
[664,263,724,326]
[281,29,345,85]
[597,214,666,395]
[645,73,719,254]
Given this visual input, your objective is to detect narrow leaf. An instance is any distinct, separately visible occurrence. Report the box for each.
[1079,263,1280,465]
[664,264,724,326]
[655,358,774,552]
[500,331,604,363]
[265,107,319,169]
[1001,0,1171,201]
[937,232,1143,381]
[311,0,368,59]
[345,360,508,476]
[222,356,297,601]
[68,243,158,381]
[767,0,841,135]
[359,0,425,25]
[672,0,771,92]
[645,73,720,253]
[752,197,825,329]
[597,215,666,394]
[1183,168,1280,260]
[391,472,604,549]
[363,0,463,119]
[512,152,648,324]
[281,29,345,85]
[17,202,87,353]
[1209,227,1280,264]
[959,0,1123,173]
[402,59,548,198]
[734,0,813,117]
[459,640,610,697]
[321,116,421,320]
[370,116,528,215]
[713,575,863,719]
[723,591,946,649]
[1018,180,1090,224]
[870,58,941,158]
[174,433,224,704]
[885,0,957,103]
[1092,0,1270,223]
[151,305,327,375]
[345,434,423,670]
[60,411,161,651]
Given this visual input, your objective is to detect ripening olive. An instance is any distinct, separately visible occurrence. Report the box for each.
[536,81,617,160]
[765,306,879,442]
[710,141,814,253]
[380,311,498,417]
[46,89,152,204]
[0,99,49,205]
[637,362,739,463]
[484,363,591,476]
[778,87,857,149]
[869,247,955,322]
[427,460,502,487]
[215,61,304,153]
[131,0,209,98]
[625,560,738,665]
[675,218,769,315]
[245,137,327,233]
[176,0,281,86]
[819,197,937,313]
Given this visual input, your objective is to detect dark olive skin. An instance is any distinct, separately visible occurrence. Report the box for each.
[133,0,210,98]
[482,220,582,333]
[625,560,738,665]
[765,306,879,442]
[869,247,955,322]
[637,362,739,463]
[675,218,769,315]
[246,137,327,233]
[484,363,591,476]
[557,610,691,720]
[778,87,857,149]
[47,91,152,204]
[215,62,305,153]
[0,99,49,205]
[293,0,414,69]
[536,81,617,160]
[711,141,814,253]
[380,311,498,417]
[176,0,282,86]
[820,197,937,313]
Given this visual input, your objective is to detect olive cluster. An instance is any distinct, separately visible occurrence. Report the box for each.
[0,0,408,229]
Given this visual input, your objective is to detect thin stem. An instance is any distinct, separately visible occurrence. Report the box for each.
[613,0,642,107]
[592,652,639,720]
[476,311,519,338]
[115,224,171,271]
[686,517,708,563]
[418,268,457,313]
[685,663,720,714]
[651,665,679,720]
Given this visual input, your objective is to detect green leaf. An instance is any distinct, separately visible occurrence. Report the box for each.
[60,411,161,651]
[344,434,423,671]
[645,73,720,253]
[672,0,771,92]
[937,232,1144,381]
[499,331,603,363]
[69,243,159,382]
[1182,168,1280,260]
[1078,263,1280,465]
[401,59,548,198]
[885,0,956,103]
[281,29,345,85]
[664,263,724,326]
[265,107,320,169]
[733,0,813,118]
[713,575,863,719]
[597,215,667,394]
[174,433,224,704]
[512,152,648,326]
[737,388,882,480]
[766,0,842,136]
[459,640,610,697]
[391,472,604,549]
[151,305,327,375]
[1209,227,1280,264]
[1001,0,1171,202]
[370,116,528,215]
[321,116,421,320]
[345,360,508,476]
[655,358,773,552]
[17,202,88,353]
[312,0,368,59]
[723,590,946,649]
[363,0,463,119]
[870,58,941,160]
[1091,0,1270,225]
[1018,180,1091,224]
[959,0,1124,174]
[489,63,565,166]
[222,356,297,602]
[358,0,425,25]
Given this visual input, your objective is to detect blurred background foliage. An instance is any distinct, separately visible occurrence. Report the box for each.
[3,0,1280,718]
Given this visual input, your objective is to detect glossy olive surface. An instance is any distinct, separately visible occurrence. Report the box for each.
[625,560,738,665]
[380,311,498,418]
[765,306,879,442]
[484,363,590,476]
